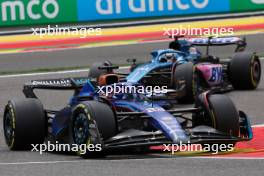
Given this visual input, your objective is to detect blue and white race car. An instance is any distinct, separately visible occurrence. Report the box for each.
[3,77,252,158]
[89,36,261,103]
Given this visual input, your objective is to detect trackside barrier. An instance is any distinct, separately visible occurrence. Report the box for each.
[0,0,263,27]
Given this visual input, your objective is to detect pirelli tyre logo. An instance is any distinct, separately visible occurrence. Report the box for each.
[0,0,59,21]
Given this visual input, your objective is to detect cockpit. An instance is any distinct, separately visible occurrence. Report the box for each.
[159,53,177,63]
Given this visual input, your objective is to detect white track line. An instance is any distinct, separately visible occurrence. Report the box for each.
[0,157,194,166]
[188,156,264,160]
[0,69,89,78]
[0,58,263,79]
[0,160,86,166]
[252,124,264,128]
[0,66,130,79]
[1,153,264,166]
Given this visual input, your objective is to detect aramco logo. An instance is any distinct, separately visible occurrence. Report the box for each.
[95,0,210,15]
[1,0,59,21]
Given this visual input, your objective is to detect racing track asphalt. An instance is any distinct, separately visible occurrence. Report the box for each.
[0,34,263,73]
[0,33,263,176]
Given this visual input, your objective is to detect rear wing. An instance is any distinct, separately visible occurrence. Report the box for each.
[173,36,247,53]
[185,37,246,46]
[23,77,91,98]
[186,36,247,54]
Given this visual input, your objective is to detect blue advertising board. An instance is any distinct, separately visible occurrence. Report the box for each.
[77,0,230,21]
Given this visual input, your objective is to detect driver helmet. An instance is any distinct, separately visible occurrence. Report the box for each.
[165,53,176,62]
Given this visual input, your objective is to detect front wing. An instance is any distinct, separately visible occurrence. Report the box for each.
[103,111,252,150]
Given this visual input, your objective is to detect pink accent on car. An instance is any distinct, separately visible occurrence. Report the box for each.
[196,63,223,86]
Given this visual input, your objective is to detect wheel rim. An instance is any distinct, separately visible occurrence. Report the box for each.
[73,113,90,145]
[252,60,261,85]
[4,110,15,147]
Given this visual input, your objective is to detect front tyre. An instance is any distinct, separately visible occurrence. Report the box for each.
[194,94,240,151]
[3,99,46,150]
[194,94,239,137]
[71,101,117,158]
[173,62,200,103]
[208,95,240,137]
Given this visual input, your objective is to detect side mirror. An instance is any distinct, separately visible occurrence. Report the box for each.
[235,37,247,52]
[127,58,137,64]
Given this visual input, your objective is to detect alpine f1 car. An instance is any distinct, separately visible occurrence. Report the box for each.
[88,36,261,103]
[3,76,252,158]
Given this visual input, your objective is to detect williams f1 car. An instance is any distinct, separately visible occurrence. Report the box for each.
[88,36,261,103]
[3,76,252,158]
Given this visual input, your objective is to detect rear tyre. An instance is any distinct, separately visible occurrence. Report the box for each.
[71,101,117,158]
[3,99,46,150]
[229,52,261,89]
[88,61,113,80]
